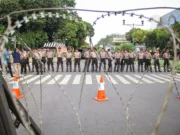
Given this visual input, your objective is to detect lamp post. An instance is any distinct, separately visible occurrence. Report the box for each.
[122,20,144,46]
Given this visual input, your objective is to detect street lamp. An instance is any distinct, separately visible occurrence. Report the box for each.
[122,20,144,46]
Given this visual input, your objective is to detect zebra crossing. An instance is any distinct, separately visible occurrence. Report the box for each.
[7,73,180,85]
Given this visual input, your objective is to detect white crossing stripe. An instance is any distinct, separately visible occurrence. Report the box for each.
[35,75,51,84]
[144,75,165,83]
[176,73,180,77]
[59,75,71,84]
[105,75,118,84]
[72,75,81,84]
[9,75,33,83]
[150,74,170,82]
[47,75,62,84]
[167,74,180,79]
[159,74,180,82]
[134,75,154,84]
[124,75,141,83]
[96,75,101,84]
[85,75,92,84]
[22,75,40,84]
[115,75,130,84]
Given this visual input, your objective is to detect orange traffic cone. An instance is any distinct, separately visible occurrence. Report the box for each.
[12,75,24,99]
[177,96,180,99]
[94,76,109,101]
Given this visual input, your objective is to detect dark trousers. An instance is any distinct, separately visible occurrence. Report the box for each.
[7,63,13,77]
[99,58,106,72]
[66,58,72,72]
[108,59,112,72]
[120,59,124,72]
[91,58,98,72]
[47,58,54,72]
[129,58,135,72]
[164,59,169,72]
[114,59,120,72]
[123,59,129,72]
[41,57,46,72]
[83,58,91,72]
[138,59,144,72]
[57,57,63,72]
[21,59,27,74]
[26,58,31,72]
[154,59,161,72]
[74,58,80,72]
[145,59,152,72]
[34,59,43,74]
[32,58,36,72]
[0,59,2,69]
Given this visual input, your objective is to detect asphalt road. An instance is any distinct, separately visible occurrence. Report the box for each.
[4,61,180,135]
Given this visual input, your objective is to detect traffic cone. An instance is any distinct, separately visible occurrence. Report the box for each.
[94,76,109,101]
[12,75,24,99]
[177,96,180,99]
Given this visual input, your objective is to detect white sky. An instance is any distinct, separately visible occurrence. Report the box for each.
[75,0,180,44]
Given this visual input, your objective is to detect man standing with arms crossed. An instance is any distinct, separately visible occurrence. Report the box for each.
[46,48,54,72]
[153,50,161,72]
[56,47,64,72]
[163,50,170,72]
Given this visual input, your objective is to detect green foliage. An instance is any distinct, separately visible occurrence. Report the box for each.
[172,22,180,38]
[115,43,134,51]
[95,35,113,47]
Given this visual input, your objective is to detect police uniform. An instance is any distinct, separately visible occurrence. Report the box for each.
[120,51,125,72]
[163,52,170,72]
[129,52,135,72]
[114,52,121,72]
[57,51,63,72]
[33,51,42,75]
[40,50,46,72]
[20,50,27,74]
[74,51,81,72]
[26,51,31,72]
[137,52,144,72]
[66,52,72,72]
[32,51,36,72]
[91,51,99,72]
[153,52,161,72]
[123,52,130,72]
[99,51,107,72]
[144,53,152,72]
[83,50,91,72]
[46,50,54,72]
[107,51,113,72]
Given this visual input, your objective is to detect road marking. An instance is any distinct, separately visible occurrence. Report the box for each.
[159,74,180,82]
[134,75,154,84]
[167,74,180,79]
[72,75,81,84]
[96,75,101,84]
[9,75,33,83]
[144,75,165,83]
[59,75,71,84]
[35,75,51,84]
[85,75,92,84]
[115,75,130,84]
[22,75,40,84]
[47,75,62,84]
[124,75,141,83]
[105,75,118,84]
[150,74,170,82]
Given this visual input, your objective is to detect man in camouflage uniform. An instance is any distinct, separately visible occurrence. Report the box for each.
[74,49,81,72]
[144,50,152,72]
[153,50,161,72]
[66,48,72,72]
[83,48,91,72]
[114,50,121,72]
[163,50,170,72]
[99,48,107,72]
[56,47,63,72]
[46,48,54,72]
[129,50,135,72]
[137,49,144,72]
[91,48,99,72]
[107,49,113,72]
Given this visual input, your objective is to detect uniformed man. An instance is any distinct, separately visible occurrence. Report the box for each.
[107,49,113,72]
[33,48,42,75]
[153,50,161,72]
[137,49,144,72]
[32,49,36,72]
[114,50,121,72]
[20,48,27,74]
[163,50,170,72]
[83,48,91,72]
[26,50,31,72]
[56,47,63,72]
[123,50,130,72]
[46,48,54,72]
[99,48,107,72]
[74,49,81,72]
[91,48,99,72]
[144,50,152,72]
[120,50,125,72]
[129,50,135,72]
[66,49,72,72]
[40,48,47,72]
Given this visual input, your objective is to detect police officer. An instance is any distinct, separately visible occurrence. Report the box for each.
[129,50,135,72]
[153,50,161,72]
[99,48,107,72]
[74,49,81,72]
[120,50,125,72]
[107,49,113,72]
[20,48,27,74]
[66,49,72,72]
[32,49,36,72]
[26,50,31,72]
[33,48,42,75]
[163,50,170,72]
[137,49,144,72]
[46,48,54,72]
[83,48,91,72]
[56,47,63,72]
[123,50,130,72]
[40,48,47,72]
[114,50,121,72]
[91,48,99,72]
[144,50,152,72]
